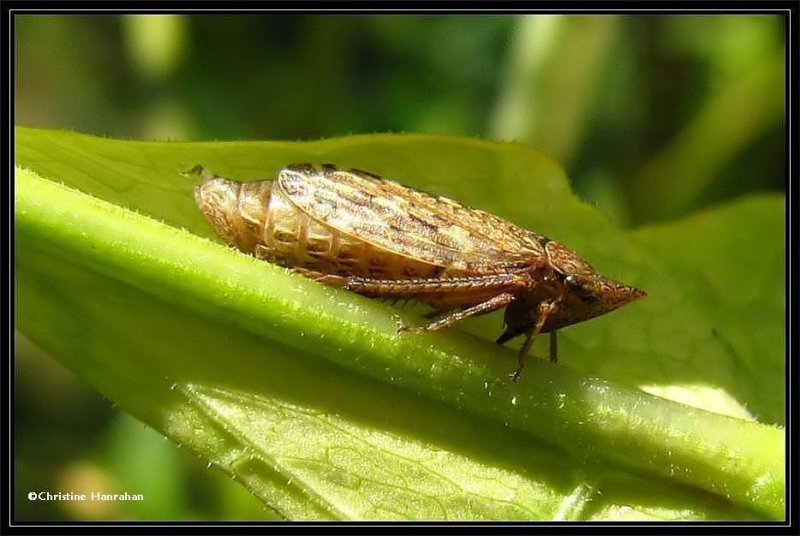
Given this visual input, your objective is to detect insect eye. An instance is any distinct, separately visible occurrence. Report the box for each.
[564,275,597,302]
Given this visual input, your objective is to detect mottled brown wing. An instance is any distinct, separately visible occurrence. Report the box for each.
[276,164,547,272]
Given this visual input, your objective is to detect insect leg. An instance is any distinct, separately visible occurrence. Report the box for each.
[342,273,528,297]
[549,331,558,363]
[288,266,348,286]
[400,292,516,333]
[510,300,556,381]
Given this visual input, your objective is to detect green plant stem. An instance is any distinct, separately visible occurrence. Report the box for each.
[16,167,784,519]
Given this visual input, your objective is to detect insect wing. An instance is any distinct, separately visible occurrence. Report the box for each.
[276,166,545,272]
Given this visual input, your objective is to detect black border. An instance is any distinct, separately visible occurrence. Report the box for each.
[4,1,797,533]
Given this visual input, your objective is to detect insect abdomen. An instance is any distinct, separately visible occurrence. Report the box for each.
[195,177,442,279]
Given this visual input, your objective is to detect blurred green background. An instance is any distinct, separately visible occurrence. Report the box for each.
[15,14,785,520]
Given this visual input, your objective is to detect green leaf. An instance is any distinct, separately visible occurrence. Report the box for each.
[16,127,784,520]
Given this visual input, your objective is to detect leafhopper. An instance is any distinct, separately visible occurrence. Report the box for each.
[193,164,645,379]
